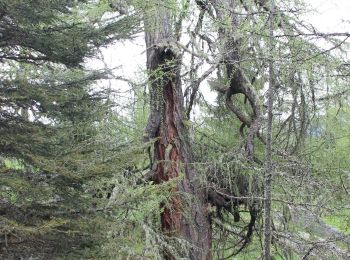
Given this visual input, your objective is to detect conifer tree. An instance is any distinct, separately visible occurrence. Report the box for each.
[0,0,140,258]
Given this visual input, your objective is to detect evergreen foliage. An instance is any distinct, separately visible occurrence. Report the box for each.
[1,0,350,259]
[0,0,142,258]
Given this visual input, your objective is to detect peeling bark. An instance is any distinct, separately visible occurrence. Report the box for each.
[143,5,211,259]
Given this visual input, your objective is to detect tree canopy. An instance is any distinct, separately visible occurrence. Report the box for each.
[1,0,350,259]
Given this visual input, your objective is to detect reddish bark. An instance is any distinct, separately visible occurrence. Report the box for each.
[143,7,211,258]
[144,41,211,259]
[153,82,181,233]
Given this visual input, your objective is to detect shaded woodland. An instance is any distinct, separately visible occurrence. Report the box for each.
[1,0,350,259]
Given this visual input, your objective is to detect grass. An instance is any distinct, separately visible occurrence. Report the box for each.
[324,209,350,235]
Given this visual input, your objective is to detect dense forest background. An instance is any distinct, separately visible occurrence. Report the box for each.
[0,0,349,259]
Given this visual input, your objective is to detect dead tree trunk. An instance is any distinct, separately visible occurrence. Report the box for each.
[264,0,275,259]
[143,6,211,260]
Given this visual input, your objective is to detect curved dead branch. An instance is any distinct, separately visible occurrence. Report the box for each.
[224,66,262,160]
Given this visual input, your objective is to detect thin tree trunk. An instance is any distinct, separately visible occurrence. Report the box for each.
[264,0,275,259]
[143,4,211,260]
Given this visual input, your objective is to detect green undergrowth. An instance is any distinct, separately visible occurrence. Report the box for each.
[324,209,350,235]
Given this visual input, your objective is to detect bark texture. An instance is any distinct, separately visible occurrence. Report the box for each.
[143,5,211,260]
[263,0,275,259]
